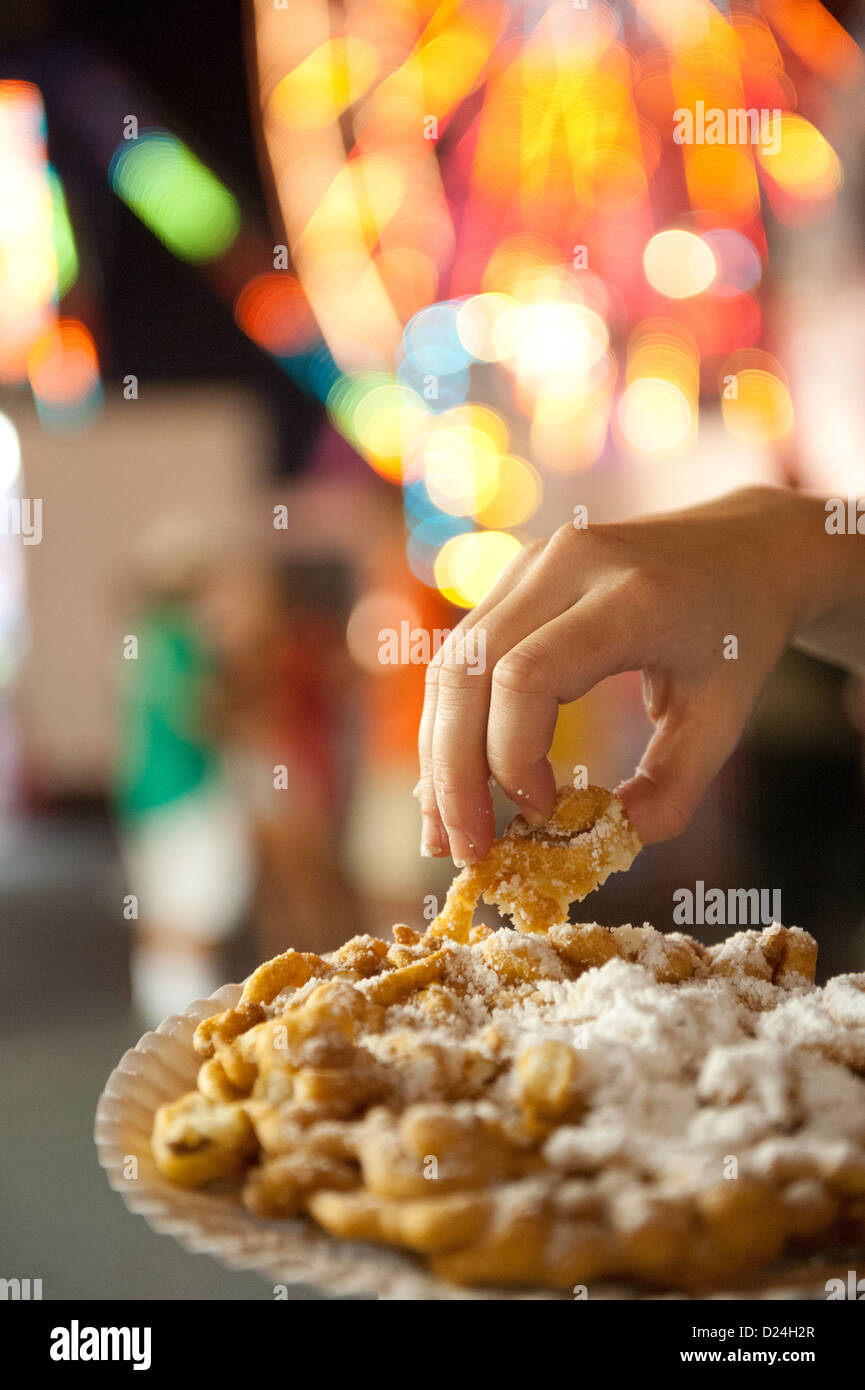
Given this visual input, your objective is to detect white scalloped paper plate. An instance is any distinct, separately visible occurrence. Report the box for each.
[94,983,562,1301]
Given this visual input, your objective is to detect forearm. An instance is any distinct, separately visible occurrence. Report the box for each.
[782,491,865,669]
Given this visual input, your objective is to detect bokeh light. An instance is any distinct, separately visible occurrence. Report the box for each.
[0,81,58,383]
[268,37,381,132]
[508,301,609,392]
[47,168,78,297]
[702,229,762,298]
[28,319,99,406]
[27,317,103,432]
[620,319,699,455]
[110,131,240,263]
[234,273,316,354]
[756,114,843,210]
[643,230,716,299]
[455,293,516,362]
[618,378,692,453]
[328,375,429,482]
[721,352,795,443]
[434,530,523,609]
[475,455,542,528]
[422,425,499,517]
[406,512,472,586]
[684,145,760,224]
[248,0,864,597]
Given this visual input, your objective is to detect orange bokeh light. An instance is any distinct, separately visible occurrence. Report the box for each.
[27,319,99,406]
[234,273,316,354]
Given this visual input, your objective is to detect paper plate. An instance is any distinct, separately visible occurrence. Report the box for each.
[95,984,858,1301]
[94,984,559,1300]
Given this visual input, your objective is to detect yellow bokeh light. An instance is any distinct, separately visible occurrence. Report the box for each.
[481,235,563,298]
[685,145,760,221]
[434,530,523,608]
[626,319,700,402]
[445,403,510,455]
[418,29,493,112]
[475,455,542,528]
[268,38,380,130]
[423,425,500,517]
[581,147,649,212]
[344,380,426,481]
[507,301,609,388]
[618,378,692,452]
[756,114,843,200]
[643,230,716,299]
[722,369,794,442]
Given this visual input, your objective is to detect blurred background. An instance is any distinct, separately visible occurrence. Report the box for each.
[1,0,865,1298]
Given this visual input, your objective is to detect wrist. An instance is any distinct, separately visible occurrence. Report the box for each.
[756,488,865,632]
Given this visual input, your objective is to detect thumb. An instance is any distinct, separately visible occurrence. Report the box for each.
[616,700,744,845]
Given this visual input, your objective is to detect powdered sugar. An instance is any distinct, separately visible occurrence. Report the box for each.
[339,923,865,1206]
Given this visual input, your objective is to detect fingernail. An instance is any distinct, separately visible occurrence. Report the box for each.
[521,804,548,827]
[448,827,478,867]
[411,780,423,800]
[421,815,448,858]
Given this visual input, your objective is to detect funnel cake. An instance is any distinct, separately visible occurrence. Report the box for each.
[433,784,642,940]
[151,911,865,1293]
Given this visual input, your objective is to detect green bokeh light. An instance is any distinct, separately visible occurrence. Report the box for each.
[47,166,78,296]
[109,131,240,264]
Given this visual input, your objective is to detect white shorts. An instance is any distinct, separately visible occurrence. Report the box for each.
[121,779,253,942]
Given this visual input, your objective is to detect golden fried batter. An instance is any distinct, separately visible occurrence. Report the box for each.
[432,785,642,941]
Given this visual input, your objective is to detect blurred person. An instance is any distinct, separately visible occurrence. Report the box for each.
[203,556,361,959]
[417,486,865,865]
[115,521,253,1025]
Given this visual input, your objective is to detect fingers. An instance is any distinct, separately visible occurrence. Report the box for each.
[428,560,572,864]
[486,595,639,818]
[420,532,649,864]
[430,671,497,866]
[616,697,746,844]
[417,673,450,858]
[417,541,545,860]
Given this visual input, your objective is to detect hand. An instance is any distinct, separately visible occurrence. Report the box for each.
[417,486,864,862]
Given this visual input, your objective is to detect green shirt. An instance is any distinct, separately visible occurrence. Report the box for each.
[115,604,221,821]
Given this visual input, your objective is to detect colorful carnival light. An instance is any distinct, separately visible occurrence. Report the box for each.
[720,349,795,444]
[235,3,865,598]
[0,82,60,383]
[109,130,241,264]
[0,80,100,432]
[47,167,79,297]
[27,317,103,432]
[643,230,717,299]
[434,528,523,608]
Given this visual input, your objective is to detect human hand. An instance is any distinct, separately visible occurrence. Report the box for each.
[418,486,864,862]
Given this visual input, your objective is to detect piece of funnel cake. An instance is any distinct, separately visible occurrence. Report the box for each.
[433,785,642,941]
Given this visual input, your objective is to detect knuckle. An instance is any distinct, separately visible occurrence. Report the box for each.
[429,626,460,670]
[546,522,585,561]
[423,664,441,704]
[435,660,480,692]
[492,643,548,696]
